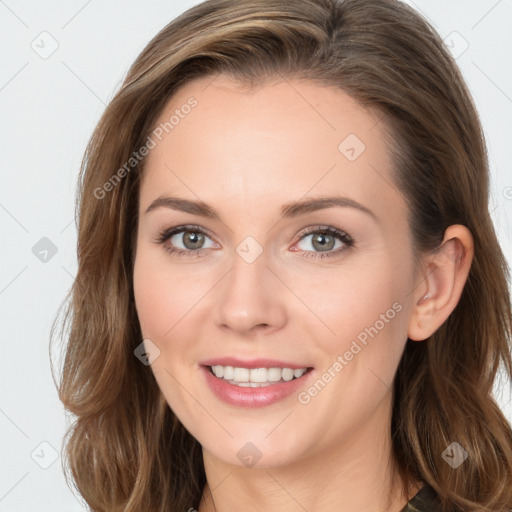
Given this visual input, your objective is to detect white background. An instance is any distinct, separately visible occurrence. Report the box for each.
[0,1,511,510]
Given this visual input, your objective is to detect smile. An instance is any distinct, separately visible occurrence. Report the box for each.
[209,365,308,387]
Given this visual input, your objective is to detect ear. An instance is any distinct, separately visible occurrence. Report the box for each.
[408,225,474,342]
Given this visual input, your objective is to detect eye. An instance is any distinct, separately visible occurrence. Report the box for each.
[154,225,218,258]
[292,226,354,260]
[154,224,354,260]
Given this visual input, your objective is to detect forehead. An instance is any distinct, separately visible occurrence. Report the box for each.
[140,74,404,223]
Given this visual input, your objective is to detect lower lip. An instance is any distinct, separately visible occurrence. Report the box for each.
[201,366,314,408]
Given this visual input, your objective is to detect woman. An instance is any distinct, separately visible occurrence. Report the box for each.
[51,0,512,511]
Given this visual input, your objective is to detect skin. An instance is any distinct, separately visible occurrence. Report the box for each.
[133,74,474,512]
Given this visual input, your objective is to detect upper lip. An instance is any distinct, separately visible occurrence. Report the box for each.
[200,357,313,370]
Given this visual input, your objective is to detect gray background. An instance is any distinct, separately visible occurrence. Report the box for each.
[0,1,511,510]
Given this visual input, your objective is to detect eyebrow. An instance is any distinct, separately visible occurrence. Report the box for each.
[144,195,377,221]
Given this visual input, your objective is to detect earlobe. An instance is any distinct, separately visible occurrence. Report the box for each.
[407,225,474,342]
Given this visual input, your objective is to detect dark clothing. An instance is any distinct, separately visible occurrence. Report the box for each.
[399,484,442,511]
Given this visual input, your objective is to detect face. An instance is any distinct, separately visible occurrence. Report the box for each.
[133,74,420,469]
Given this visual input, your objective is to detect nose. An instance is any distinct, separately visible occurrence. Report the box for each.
[212,249,287,336]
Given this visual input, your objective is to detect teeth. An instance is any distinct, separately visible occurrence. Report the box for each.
[233,367,250,382]
[223,366,234,380]
[282,368,294,381]
[210,365,308,385]
[250,367,268,383]
[267,368,282,382]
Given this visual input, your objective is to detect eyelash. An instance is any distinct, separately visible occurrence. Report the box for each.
[153,224,354,261]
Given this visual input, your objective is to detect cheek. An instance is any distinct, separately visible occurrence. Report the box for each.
[133,249,204,411]
[133,249,173,350]
[133,258,171,339]
[133,246,207,339]
[301,251,412,367]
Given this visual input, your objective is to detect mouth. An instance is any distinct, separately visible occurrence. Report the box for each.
[200,361,315,408]
[205,364,314,387]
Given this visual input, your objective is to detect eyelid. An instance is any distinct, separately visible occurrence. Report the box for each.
[154,224,217,244]
[295,225,353,242]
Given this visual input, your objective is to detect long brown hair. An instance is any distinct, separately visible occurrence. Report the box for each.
[50,0,512,510]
